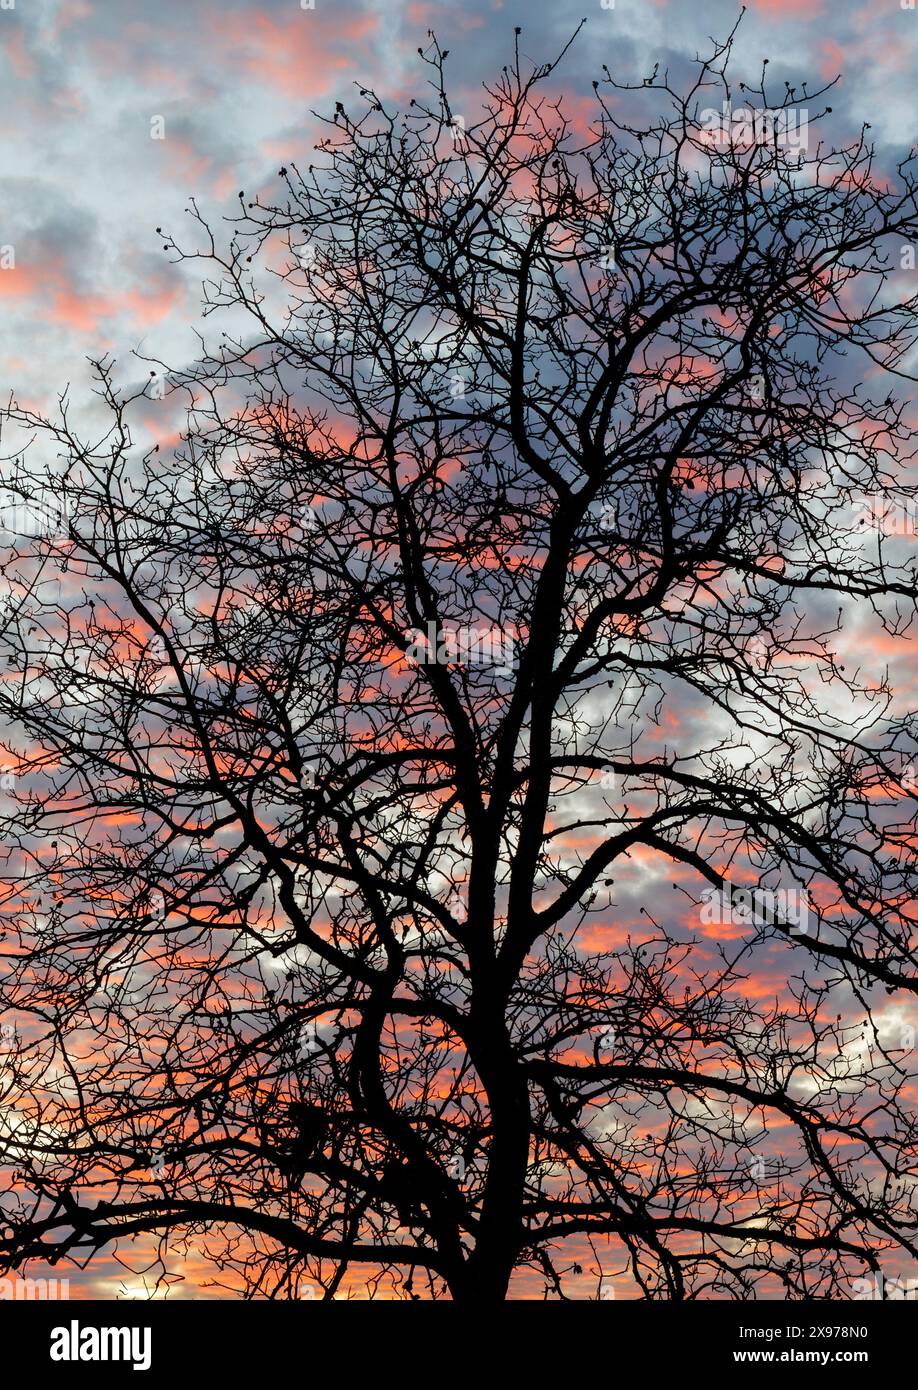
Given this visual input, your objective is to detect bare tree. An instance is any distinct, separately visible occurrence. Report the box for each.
[2,25,918,1302]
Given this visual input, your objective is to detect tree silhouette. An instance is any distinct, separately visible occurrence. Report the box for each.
[2,26,918,1301]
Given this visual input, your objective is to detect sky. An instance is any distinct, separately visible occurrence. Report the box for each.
[2,0,918,1301]
[2,0,918,413]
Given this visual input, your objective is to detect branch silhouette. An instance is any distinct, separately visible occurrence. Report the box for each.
[0,25,917,1301]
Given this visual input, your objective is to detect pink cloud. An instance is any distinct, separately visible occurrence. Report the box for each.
[748,0,824,14]
[4,30,37,80]
[48,285,119,332]
[0,266,42,299]
[216,10,379,102]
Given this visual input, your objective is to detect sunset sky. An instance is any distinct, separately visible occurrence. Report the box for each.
[2,0,918,1302]
[2,0,917,412]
